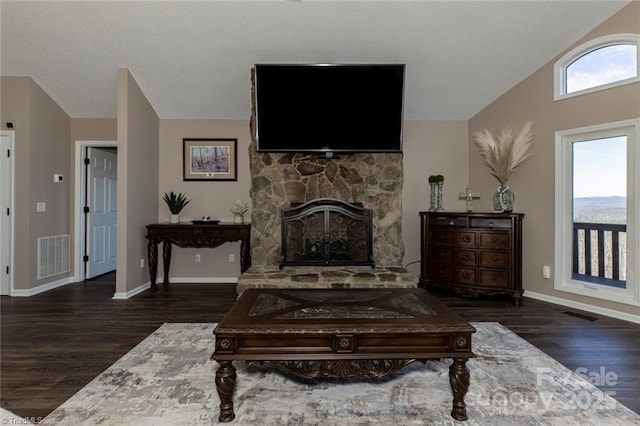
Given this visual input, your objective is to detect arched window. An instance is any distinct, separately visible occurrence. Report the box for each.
[554,34,639,100]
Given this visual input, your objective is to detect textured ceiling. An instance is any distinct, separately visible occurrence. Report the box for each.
[0,1,630,120]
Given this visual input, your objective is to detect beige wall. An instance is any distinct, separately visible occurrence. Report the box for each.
[401,120,469,275]
[157,119,252,279]
[116,69,159,295]
[71,118,117,142]
[468,2,640,316]
[156,118,467,278]
[1,76,71,290]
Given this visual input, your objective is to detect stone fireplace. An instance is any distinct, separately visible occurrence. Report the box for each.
[248,148,405,267]
[235,147,418,295]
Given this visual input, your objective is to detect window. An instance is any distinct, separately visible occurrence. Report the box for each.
[555,120,639,306]
[554,34,639,100]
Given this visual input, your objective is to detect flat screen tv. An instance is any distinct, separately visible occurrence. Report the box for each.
[254,64,404,156]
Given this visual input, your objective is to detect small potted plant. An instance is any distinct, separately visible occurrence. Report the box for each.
[229,200,249,224]
[163,191,190,224]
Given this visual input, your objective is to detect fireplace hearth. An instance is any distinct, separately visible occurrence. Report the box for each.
[281,198,374,268]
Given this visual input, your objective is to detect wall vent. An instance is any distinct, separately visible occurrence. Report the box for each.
[37,234,70,279]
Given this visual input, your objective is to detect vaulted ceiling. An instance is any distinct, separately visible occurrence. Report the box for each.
[0,1,630,120]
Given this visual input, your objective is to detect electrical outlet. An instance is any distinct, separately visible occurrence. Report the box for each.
[542,266,551,279]
[140,258,145,269]
[195,253,201,263]
[229,254,235,263]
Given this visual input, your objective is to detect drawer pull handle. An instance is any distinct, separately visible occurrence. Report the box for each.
[463,272,471,279]
[463,236,471,242]
[492,256,497,261]
[492,275,497,280]
[492,238,497,242]
[488,221,494,227]
[464,254,470,261]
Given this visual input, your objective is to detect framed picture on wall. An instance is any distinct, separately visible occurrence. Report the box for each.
[183,138,238,181]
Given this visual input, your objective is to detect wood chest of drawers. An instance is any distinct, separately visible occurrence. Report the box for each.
[419,212,524,305]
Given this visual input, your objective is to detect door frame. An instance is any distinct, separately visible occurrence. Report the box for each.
[73,140,117,282]
[1,130,15,295]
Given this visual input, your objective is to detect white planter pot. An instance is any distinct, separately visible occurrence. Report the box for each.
[233,214,244,224]
[170,214,180,224]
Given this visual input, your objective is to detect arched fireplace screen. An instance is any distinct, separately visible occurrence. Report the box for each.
[281,198,374,268]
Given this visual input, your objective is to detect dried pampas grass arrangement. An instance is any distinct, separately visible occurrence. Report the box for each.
[472,121,535,185]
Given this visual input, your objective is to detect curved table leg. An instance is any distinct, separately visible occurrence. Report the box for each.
[162,241,172,288]
[147,240,158,292]
[449,358,470,421]
[215,361,237,423]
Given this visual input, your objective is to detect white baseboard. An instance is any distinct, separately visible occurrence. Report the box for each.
[11,276,71,297]
[111,277,237,299]
[112,281,151,300]
[524,290,640,324]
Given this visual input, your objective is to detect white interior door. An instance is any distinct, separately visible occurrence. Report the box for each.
[0,131,13,295]
[86,147,117,278]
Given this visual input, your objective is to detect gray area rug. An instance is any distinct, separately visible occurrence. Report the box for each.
[42,322,639,425]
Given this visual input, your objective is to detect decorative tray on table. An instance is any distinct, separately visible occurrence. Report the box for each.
[191,218,220,225]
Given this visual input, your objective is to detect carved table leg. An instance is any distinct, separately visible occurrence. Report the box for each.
[147,241,158,292]
[449,358,470,421]
[162,241,172,288]
[240,237,251,273]
[215,361,237,423]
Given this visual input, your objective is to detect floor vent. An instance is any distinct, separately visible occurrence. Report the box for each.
[37,234,70,279]
[563,311,599,321]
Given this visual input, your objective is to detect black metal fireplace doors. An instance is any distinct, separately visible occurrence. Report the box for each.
[280,198,374,268]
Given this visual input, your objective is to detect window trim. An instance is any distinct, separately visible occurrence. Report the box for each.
[554,33,640,101]
[554,119,640,307]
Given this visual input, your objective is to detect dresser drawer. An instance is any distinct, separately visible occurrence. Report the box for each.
[457,250,477,266]
[480,270,510,288]
[457,268,477,284]
[480,232,510,249]
[431,229,455,246]
[456,231,477,248]
[431,265,454,281]
[431,216,467,227]
[431,247,454,264]
[480,251,510,268]
[470,218,512,228]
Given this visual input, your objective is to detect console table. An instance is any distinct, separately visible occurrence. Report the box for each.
[146,223,251,292]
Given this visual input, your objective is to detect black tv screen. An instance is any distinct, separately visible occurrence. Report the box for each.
[254,64,404,155]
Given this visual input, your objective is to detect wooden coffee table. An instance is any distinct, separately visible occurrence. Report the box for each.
[211,288,476,422]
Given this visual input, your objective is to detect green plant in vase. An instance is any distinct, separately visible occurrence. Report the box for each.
[472,121,535,213]
[163,191,190,223]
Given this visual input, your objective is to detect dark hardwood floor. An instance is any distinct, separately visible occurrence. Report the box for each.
[2,272,639,420]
